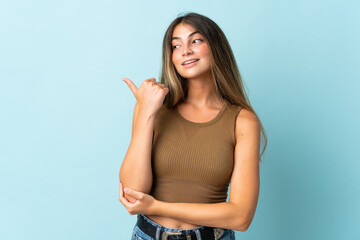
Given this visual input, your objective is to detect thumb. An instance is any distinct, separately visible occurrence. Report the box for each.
[122,78,138,96]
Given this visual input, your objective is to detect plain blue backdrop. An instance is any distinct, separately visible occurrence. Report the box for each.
[0,0,359,239]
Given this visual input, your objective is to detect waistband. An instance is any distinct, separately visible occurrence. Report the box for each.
[136,214,225,240]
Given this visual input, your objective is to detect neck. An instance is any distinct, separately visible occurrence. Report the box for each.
[184,73,223,108]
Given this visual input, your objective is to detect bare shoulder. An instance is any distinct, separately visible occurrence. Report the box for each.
[235,108,260,139]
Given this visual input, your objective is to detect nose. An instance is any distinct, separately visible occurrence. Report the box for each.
[182,44,193,55]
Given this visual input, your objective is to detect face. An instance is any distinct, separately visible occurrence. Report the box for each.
[171,23,212,80]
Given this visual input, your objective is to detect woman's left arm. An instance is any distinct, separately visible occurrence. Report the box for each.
[119,109,260,232]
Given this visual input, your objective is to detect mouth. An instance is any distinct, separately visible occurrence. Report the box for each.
[182,59,200,67]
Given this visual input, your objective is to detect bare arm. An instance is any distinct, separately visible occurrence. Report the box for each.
[119,77,168,204]
[119,102,155,203]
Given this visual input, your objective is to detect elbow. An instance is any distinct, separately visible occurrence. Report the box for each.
[234,215,253,232]
[234,221,250,232]
[235,223,250,232]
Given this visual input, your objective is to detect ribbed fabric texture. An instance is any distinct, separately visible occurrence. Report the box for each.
[149,100,242,203]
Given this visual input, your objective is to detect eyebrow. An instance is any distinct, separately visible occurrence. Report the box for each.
[171,31,200,41]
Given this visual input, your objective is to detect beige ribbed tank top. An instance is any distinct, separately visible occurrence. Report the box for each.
[149,100,242,203]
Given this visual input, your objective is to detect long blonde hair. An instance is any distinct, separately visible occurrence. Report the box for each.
[159,12,267,162]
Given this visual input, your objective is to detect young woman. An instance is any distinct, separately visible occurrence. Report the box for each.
[119,12,267,240]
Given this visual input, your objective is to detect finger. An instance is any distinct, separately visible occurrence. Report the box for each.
[147,78,157,83]
[119,182,124,201]
[119,182,123,199]
[151,82,164,87]
[119,183,134,208]
[119,183,129,203]
[153,82,167,89]
[123,188,143,200]
[122,78,138,95]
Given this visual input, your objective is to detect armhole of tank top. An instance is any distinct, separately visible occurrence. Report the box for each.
[234,106,242,145]
[236,106,242,115]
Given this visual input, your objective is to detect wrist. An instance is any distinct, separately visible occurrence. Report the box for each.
[150,199,163,215]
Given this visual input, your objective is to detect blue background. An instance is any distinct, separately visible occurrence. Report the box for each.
[1,0,359,239]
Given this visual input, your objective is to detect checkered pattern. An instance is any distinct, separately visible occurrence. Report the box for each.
[214,228,225,240]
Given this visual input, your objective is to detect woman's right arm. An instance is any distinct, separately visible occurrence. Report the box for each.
[119,102,155,203]
[119,77,168,204]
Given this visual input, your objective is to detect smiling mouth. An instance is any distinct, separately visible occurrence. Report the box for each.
[182,59,200,66]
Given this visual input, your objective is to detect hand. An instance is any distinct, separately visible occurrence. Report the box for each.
[119,182,157,215]
[122,77,169,117]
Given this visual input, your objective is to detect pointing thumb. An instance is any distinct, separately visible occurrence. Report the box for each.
[122,78,138,97]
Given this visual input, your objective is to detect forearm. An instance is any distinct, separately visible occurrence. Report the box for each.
[152,200,248,231]
[120,107,155,199]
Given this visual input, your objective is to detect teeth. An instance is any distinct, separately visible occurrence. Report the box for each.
[183,59,198,65]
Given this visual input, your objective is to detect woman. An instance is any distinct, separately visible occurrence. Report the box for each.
[119,12,267,240]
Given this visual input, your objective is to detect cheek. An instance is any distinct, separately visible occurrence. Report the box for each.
[201,46,210,58]
[172,54,183,68]
[171,54,178,65]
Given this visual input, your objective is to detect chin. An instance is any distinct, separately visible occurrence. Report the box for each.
[179,71,210,80]
[179,73,200,79]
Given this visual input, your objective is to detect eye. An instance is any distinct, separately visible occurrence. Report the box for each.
[172,39,203,50]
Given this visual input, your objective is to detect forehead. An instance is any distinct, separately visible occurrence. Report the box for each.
[172,23,200,39]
